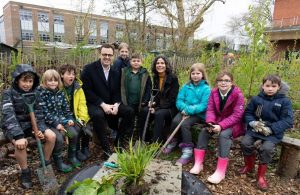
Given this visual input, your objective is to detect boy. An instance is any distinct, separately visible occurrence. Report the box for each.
[58,64,91,161]
[120,53,152,138]
[1,64,56,189]
[240,74,294,191]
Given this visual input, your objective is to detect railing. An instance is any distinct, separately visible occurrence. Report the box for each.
[271,17,300,29]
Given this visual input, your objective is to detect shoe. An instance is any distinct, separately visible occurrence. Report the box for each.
[76,150,87,161]
[257,164,268,191]
[162,138,178,154]
[190,149,206,174]
[39,159,52,168]
[240,153,256,174]
[20,168,32,189]
[82,147,90,159]
[176,143,193,165]
[68,146,81,168]
[207,157,229,184]
[53,154,73,173]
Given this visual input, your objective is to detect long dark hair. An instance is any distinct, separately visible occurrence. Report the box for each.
[151,56,172,76]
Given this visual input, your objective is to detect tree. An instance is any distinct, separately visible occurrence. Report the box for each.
[226,0,274,38]
[103,0,156,52]
[154,0,226,55]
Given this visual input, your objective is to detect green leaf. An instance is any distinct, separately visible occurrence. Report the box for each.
[98,184,115,195]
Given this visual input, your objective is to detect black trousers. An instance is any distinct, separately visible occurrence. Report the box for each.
[139,107,172,143]
[89,104,134,153]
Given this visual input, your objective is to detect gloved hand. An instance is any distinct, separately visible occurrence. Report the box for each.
[249,121,272,136]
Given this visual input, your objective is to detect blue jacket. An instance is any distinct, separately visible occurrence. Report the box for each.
[244,82,294,143]
[113,56,130,78]
[176,80,211,120]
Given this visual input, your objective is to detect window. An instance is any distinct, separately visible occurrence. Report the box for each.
[54,34,64,42]
[100,21,108,40]
[116,24,124,31]
[38,12,49,32]
[115,31,123,42]
[88,37,97,44]
[19,9,33,31]
[39,32,50,42]
[0,16,5,43]
[89,20,97,36]
[156,33,163,49]
[54,15,64,34]
[21,31,34,41]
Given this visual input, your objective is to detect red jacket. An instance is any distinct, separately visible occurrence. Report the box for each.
[206,86,245,138]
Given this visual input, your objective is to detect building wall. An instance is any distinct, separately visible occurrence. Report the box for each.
[1,1,181,51]
[273,0,300,20]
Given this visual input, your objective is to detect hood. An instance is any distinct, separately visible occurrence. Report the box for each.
[258,80,289,98]
[12,64,39,91]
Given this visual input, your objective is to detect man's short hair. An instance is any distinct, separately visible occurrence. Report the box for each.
[98,44,115,54]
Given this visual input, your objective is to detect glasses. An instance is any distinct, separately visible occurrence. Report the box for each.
[217,79,231,83]
[101,53,114,57]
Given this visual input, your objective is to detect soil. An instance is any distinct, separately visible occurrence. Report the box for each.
[0,140,300,195]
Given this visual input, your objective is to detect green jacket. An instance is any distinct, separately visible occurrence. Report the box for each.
[120,66,152,111]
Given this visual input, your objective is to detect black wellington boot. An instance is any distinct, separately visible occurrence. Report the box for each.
[53,154,73,173]
[20,168,32,189]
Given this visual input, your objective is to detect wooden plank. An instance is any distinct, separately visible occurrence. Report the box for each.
[281,136,300,148]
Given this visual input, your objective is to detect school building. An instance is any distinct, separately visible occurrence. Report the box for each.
[0,1,178,52]
[266,0,300,59]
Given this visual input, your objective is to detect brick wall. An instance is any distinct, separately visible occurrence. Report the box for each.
[273,0,300,20]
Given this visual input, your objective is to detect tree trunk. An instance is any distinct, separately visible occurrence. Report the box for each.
[277,136,300,178]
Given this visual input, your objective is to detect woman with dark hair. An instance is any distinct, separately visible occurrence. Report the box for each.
[139,56,179,143]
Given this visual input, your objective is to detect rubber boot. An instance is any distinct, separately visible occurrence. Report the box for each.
[176,143,193,165]
[162,138,178,154]
[20,168,32,189]
[189,149,206,174]
[239,153,256,174]
[207,157,229,184]
[81,147,90,159]
[53,154,73,173]
[68,146,81,168]
[257,164,268,191]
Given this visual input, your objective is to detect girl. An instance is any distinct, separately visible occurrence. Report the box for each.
[40,69,81,172]
[190,71,245,184]
[139,56,179,143]
[240,74,293,191]
[163,63,211,166]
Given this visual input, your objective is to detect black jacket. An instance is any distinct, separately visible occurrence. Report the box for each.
[81,60,121,115]
[153,73,179,117]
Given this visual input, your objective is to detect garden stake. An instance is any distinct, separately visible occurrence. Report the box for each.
[156,116,188,158]
[22,93,58,192]
[134,89,158,149]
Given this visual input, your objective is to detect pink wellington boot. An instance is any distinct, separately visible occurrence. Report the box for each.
[207,157,229,184]
[189,149,206,174]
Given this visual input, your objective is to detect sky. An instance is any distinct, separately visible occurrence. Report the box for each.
[0,0,253,40]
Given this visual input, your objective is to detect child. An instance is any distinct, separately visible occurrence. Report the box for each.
[240,74,293,191]
[120,53,152,138]
[163,63,211,166]
[40,69,81,172]
[58,64,91,161]
[113,42,131,77]
[1,64,56,189]
[190,71,245,184]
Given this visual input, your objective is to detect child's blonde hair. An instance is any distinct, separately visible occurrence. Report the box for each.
[41,69,63,90]
[189,63,209,83]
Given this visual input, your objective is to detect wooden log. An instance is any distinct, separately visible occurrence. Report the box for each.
[277,136,300,178]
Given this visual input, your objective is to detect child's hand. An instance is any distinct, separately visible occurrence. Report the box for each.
[57,124,64,131]
[212,125,221,133]
[14,138,28,150]
[148,101,156,108]
[149,107,155,114]
[68,120,74,126]
[36,131,44,140]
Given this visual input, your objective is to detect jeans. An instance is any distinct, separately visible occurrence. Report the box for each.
[241,134,275,164]
[197,128,233,158]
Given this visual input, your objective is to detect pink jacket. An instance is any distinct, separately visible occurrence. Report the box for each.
[206,86,245,138]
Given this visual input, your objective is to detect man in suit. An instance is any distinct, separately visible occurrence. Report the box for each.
[81,44,134,159]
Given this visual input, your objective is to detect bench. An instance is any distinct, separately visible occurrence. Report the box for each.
[277,136,300,178]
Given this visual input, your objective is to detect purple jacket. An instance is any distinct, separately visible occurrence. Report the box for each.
[206,86,245,138]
